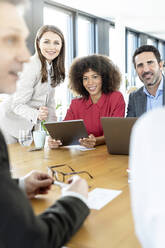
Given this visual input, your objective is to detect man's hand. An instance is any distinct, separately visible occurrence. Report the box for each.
[22,171,53,199]
[79,134,96,148]
[62,175,88,199]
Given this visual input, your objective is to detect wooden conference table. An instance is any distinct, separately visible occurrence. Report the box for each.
[8,143,141,248]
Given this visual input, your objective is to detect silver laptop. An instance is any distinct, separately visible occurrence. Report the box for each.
[101,117,138,155]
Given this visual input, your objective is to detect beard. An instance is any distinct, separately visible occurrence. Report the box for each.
[141,71,161,87]
[147,78,159,87]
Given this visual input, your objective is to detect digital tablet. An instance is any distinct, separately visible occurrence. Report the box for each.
[44,119,88,146]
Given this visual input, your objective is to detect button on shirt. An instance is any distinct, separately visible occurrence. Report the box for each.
[143,78,163,112]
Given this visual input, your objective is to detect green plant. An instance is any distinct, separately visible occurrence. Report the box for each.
[41,120,48,132]
[56,103,62,110]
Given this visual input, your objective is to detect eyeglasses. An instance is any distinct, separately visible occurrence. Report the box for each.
[48,164,93,182]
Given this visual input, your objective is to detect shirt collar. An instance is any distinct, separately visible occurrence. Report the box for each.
[85,93,107,108]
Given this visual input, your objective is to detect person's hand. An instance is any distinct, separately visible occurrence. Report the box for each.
[62,175,88,199]
[22,171,53,199]
[38,106,48,121]
[48,136,62,149]
[79,134,96,148]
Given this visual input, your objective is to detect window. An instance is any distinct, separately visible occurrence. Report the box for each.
[77,15,95,56]
[147,37,158,47]
[109,25,116,62]
[126,31,138,88]
[44,4,73,119]
[158,41,165,60]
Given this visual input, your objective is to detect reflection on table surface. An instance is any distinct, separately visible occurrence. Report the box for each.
[8,143,141,248]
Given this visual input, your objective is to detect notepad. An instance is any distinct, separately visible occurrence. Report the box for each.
[88,188,122,210]
[63,145,95,151]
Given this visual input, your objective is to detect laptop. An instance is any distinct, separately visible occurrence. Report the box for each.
[101,117,138,155]
[44,119,88,146]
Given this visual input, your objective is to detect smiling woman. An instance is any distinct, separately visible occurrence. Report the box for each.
[0,25,65,144]
[39,31,62,64]
[35,25,65,87]
[48,54,125,149]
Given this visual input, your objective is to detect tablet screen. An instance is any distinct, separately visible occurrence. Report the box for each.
[44,119,88,146]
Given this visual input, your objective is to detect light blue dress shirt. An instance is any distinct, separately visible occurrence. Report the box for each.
[143,77,163,112]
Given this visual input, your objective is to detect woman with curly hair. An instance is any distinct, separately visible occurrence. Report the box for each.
[48,54,125,148]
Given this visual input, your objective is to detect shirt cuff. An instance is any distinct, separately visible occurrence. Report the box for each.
[18,177,26,192]
[19,178,88,207]
[62,190,88,207]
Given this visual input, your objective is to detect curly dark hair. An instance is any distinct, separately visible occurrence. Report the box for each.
[133,45,161,68]
[69,54,121,98]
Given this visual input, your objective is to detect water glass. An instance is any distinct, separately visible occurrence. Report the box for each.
[18,130,33,147]
[33,130,46,148]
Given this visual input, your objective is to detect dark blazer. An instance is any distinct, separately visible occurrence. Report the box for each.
[126,76,165,117]
[0,130,89,248]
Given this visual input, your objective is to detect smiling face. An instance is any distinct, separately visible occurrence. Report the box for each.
[38,31,62,63]
[83,69,102,103]
[0,2,30,94]
[135,52,163,90]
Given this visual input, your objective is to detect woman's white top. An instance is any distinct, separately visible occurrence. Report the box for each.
[0,54,57,138]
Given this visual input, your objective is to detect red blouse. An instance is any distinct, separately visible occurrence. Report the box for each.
[64,92,125,137]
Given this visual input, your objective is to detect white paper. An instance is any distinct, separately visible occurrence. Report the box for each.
[88,188,122,210]
[63,145,95,151]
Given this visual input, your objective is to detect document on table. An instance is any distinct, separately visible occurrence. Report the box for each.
[63,145,95,151]
[88,188,122,210]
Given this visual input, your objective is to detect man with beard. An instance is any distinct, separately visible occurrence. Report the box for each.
[126,45,165,117]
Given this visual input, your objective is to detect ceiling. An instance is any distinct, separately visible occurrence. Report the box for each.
[53,0,165,40]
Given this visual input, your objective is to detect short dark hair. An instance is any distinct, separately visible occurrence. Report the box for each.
[69,54,121,98]
[133,45,161,67]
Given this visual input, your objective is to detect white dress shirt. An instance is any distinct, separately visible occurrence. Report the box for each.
[129,106,165,248]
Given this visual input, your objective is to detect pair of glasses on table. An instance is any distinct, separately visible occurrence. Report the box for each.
[48,164,93,188]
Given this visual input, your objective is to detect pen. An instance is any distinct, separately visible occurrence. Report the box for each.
[53,181,67,188]
[45,94,49,106]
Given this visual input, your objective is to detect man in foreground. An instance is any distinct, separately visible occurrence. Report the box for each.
[127,45,165,117]
[0,0,89,247]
